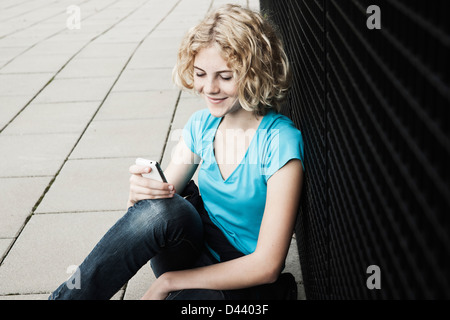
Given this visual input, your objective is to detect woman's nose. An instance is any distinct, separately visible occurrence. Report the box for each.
[205,77,219,94]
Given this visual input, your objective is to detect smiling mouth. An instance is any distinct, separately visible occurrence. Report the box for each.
[206,96,228,104]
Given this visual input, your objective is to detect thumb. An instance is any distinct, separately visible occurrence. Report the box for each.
[129,164,152,174]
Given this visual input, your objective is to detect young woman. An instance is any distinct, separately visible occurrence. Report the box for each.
[49,4,304,300]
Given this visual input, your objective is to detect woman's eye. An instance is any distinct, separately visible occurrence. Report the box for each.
[195,73,205,77]
[221,76,232,81]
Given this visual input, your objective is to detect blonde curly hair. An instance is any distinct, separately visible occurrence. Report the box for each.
[173,4,291,116]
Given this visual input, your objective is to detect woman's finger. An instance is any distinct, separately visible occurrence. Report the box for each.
[133,192,174,201]
[130,184,174,197]
[129,164,151,175]
[130,174,174,191]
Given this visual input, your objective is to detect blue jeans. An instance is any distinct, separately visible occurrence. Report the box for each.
[49,194,226,300]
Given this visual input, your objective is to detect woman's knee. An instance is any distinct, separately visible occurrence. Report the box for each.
[126,194,203,244]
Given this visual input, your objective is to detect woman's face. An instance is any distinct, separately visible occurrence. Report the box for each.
[193,45,240,118]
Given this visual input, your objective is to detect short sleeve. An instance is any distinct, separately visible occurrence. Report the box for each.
[262,125,304,182]
[182,110,204,156]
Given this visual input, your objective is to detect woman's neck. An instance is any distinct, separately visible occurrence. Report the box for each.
[221,107,262,131]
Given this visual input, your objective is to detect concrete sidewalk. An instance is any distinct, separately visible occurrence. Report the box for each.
[0,0,305,300]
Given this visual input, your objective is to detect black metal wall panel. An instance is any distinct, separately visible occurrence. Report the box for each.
[261,0,450,299]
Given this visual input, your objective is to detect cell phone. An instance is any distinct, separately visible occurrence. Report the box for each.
[135,158,167,183]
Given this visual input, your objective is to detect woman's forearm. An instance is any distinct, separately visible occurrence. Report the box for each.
[162,252,279,293]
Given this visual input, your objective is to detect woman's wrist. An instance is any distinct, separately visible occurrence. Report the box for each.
[159,272,175,293]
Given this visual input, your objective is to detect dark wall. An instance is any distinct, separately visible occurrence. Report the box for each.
[260,0,450,299]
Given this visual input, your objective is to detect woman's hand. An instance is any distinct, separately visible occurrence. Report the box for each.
[141,273,172,300]
[127,165,176,208]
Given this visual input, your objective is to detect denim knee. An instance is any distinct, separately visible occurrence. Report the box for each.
[126,194,203,248]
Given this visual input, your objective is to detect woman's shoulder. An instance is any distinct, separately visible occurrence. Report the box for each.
[258,111,305,178]
[263,111,303,141]
[185,108,217,131]
[188,108,219,125]
[188,108,210,121]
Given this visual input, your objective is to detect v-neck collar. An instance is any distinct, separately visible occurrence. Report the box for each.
[211,111,272,183]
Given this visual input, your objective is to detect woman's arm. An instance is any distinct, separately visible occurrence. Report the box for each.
[141,159,303,299]
[163,136,201,194]
[127,136,200,208]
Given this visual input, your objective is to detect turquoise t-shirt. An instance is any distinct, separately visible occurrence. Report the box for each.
[183,108,304,258]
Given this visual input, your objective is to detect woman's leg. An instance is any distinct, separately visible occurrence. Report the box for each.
[48,194,203,300]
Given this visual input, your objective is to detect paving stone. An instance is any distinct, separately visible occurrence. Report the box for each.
[0,18,22,34]
[15,21,57,37]
[0,0,52,20]
[0,54,70,74]
[69,118,170,159]
[173,0,211,13]
[0,96,32,129]
[0,177,52,238]
[284,237,305,300]
[126,47,177,70]
[123,264,156,300]
[94,25,151,44]
[33,77,115,103]
[213,0,249,9]
[139,35,183,53]
[0,73,53,96]
[67,21,115,37]
[29,39,87,55]
[0,46,30,66]
[0,133,79,177]
[0,211,123,295]
[0,239,13,261]
[174,94,205,120]
[1,101,99,135]
[111,290,125,300]
[76,42,137,59]
[94,90,178,121]
[158,15,204,31]
[150,28,187,39]
[53,28,106,45]
[0,34,43,48]
[56,56,130,79]
[113,68,176,92]
[34,158,138,214]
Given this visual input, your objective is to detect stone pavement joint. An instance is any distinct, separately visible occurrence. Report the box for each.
[25,0,186,217]
[0,0,305,300]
